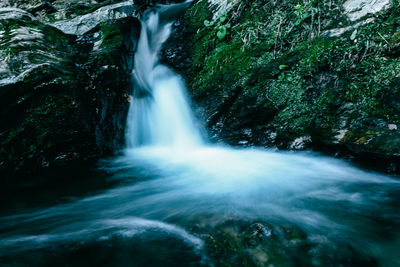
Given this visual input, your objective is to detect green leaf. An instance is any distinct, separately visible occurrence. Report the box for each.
[219,13,227,23]
[278,73,285,81]
[225,23,231,28]
[279,64,289,70]
[217,26,227,40]
[203,20,214,27]
[303,13,311,19]
[8,129,17,139]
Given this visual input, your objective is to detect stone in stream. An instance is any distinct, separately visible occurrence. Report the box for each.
[189,218,377,267]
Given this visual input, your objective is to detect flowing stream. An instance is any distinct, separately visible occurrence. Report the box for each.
[1,2,400,266]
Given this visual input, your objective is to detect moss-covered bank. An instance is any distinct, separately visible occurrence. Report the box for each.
[180,0,400,173]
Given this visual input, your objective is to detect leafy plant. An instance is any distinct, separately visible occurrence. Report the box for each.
[217,26,227,39]
[203,12,231,40]
[279,64,289,70]
[294,4,312,26]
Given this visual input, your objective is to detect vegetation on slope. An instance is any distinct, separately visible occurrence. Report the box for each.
[181,0,400,172]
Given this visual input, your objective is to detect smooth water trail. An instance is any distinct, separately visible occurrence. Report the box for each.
[125,1,202,148]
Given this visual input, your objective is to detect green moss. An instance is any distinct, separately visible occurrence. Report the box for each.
[193,40,253,94]
[390,31,400,45]
[182,0,400,147]
[184,0,212,30]
[100,22,123,48]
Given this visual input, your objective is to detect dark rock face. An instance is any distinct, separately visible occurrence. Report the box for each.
[0,3,141,181]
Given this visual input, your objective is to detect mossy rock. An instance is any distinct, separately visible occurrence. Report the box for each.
[0,5,133,182]
[194,218,375,267]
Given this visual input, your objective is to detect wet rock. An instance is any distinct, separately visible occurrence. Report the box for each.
[321,18,374,38]
[252,222,272,240]
[315,114,400,173]
[0,4,134,181]
[238,140,249,146]
[343,0,391,21]
[333,129,348,143]
[193,218,376,267]
[52,1,137,35]
[341,125,400,155]
[388,124,397,131]
[289,136,312,150]
[27,1,57,16]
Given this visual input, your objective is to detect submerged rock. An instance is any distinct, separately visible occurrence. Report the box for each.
[191,218,377,267]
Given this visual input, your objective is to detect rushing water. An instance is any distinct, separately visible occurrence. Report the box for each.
[125,0,202,148]
[1,2,400,267]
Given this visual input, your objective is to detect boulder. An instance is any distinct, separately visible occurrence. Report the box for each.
[52,0,137,35]
[343,0,391,21]
[321,18,374,38]
[0,5,136,181]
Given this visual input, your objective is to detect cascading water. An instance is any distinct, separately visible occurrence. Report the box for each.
[125,1,202,148]
[1,2,400,267]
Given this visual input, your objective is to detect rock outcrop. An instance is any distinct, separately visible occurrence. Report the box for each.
[52,1,137,35]
[0,2,141,182]
[343,0,391,21]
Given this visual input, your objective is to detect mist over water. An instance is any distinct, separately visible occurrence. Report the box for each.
[1,2,400,266]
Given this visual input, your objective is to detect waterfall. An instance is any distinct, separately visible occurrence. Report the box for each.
[2,4,400,266]
[125,1,202,149]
